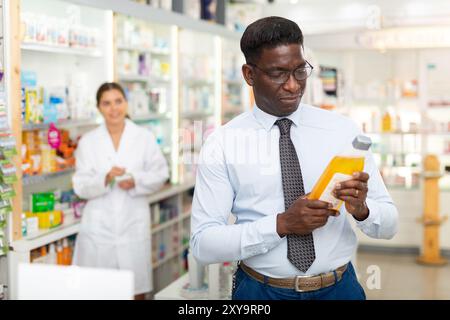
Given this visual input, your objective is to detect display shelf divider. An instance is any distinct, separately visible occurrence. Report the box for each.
[22,168,76,187]
[21,43,102,57]
[22,119,101,131]
[148,180,195,204]
[10,215,81,252]
[9,0,23,241]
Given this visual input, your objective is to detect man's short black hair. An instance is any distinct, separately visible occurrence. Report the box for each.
[240,16,303,64]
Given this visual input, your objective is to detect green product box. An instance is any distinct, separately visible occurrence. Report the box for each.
[30,192,55,213]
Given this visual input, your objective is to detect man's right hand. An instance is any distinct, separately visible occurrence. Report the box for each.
[105,166,126,186]
[276,195,338,237]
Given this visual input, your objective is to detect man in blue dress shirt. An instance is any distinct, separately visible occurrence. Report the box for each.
[190,16,398,300]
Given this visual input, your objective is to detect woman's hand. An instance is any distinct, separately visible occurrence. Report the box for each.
[105,166,126,186]
[118,179,135,191]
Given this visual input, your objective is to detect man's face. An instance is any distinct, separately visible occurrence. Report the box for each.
[242,44,308,117]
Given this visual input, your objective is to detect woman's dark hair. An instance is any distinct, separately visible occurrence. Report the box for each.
[240,16,303,64]
[96,82,127,108]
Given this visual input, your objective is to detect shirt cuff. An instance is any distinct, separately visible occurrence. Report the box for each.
[355,198,381,229]
[126,170,142,197]
[242,213,284,257]
[95,171,111,194]
[254,213,284,251]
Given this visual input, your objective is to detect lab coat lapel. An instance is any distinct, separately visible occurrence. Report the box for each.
[115,120,138,168]
[96,124,119,170]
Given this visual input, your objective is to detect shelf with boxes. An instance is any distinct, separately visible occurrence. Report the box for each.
[151,184,193,292]
[20,0,110,127]
[8,178,195,297]
[12,214,81,253]
[114,14,172,118]
[18,0,110,224]
[114,14,174,176]
[177,29,222,182]
[11,179,194,254]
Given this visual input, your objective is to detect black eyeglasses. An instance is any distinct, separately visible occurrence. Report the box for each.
[248,61,314,84]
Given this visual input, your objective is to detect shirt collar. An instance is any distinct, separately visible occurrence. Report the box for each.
[252,103,302,132]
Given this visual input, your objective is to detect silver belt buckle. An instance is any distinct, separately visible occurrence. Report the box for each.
[294,275,312,292]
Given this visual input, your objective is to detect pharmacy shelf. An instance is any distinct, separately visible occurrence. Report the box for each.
[365,132,421,136]
[68,0,240,40]
[118,74,150,82]
[424,132,450,136]
[151,76,171,83]
[386,185,420,191]
[427,104,450,109]
[152,210,191,234]
[153,243,189,269]
[130,113,170,122]
[223,106,244,114]
[117,44,170,56]
[117,73,170,82]
[224,79,244,86]
[183,79,215,87]
[11,215,81,253]
[22,119,101,131]
[181,111,214,119]
[21,43,102,57]
[382,166,422,172]
[22,168,76,187]
[12,181,195,253]
[373,152,422,155]
[148,179,195,204]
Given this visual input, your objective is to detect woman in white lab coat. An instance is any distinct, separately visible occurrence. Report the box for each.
[72,82,169,299]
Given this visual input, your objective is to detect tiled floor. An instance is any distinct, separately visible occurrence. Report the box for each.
[355,251,450,300]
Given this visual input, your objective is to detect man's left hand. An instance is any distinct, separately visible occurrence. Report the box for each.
[333,171,370,221]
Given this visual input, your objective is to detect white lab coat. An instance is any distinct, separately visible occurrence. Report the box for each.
[72,119,169,295]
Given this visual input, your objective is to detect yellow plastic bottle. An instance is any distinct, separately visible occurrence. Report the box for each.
[382,112,392,132]
[308,135,372,211]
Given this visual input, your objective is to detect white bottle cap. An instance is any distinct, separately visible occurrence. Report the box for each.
[352,135,372,151]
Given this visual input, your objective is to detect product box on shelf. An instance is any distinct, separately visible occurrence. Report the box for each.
[25,211,63,230]
[22,128,77,176]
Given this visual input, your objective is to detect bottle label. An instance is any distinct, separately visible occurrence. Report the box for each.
[318,173,352,210]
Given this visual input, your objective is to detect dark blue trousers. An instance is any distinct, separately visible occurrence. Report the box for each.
[232,262,366,300]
